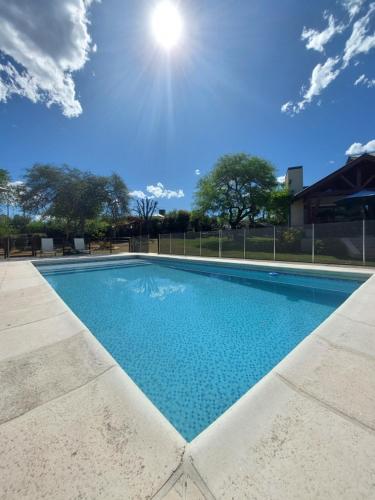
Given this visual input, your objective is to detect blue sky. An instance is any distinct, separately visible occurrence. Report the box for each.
[0,0,375,210]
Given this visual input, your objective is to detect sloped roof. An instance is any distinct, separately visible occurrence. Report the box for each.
[294,153,375,200]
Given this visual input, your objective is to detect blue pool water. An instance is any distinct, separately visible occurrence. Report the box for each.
[41,258,363,441]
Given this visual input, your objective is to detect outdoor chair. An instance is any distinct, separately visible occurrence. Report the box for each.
[73,238,91,254]
[40,238,57,257]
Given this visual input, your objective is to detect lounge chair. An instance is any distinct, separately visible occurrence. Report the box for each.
[73,238,90,254]
[40,238,57,257]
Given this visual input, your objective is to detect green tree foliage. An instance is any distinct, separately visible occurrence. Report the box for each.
[163,210,190,233]
[20,164,129,237]
[195,154,276,228]
[190,210,218,231]
[103,173,129,226]
[265,187,293,225]
[0,168,10,206]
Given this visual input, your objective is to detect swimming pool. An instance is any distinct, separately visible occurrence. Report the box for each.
[40,258,364,441]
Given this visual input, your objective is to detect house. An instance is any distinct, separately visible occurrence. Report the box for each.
[286,153,375,226]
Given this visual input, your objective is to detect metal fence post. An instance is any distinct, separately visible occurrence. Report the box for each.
[158,234,160,254]
[169,233,172,254]
[312,224,315,264]
[199,232,202,257]
[184,233,186,256]
[273,226,276,261]
[243,228,246,259]
[363,219,366,266]
[219,230,222,258]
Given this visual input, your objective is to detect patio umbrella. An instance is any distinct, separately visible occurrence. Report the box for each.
[336,190,375,205]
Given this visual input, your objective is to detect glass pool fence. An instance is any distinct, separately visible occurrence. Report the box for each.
[159,220,375,267]
[1,220,374,266]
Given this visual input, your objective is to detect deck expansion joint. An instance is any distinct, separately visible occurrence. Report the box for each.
[275,372,375,435]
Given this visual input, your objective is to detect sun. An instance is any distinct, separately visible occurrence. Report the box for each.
[151,1,184,51]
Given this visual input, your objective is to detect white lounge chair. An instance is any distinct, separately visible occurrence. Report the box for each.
[41,238,56,257]
[73,238,90,254]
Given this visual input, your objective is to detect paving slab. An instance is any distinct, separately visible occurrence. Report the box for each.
[161,474,207,500]
[0,330,115,424]
[315,312,375,358]
[188,375,375,500]
[276,335,375,431]
[0,367,185,500]
[0,298,68,332]
[0,312,86,362]
[0,284,59,313]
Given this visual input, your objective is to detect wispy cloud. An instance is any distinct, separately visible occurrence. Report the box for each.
[0,0,97,117]
[343,0,366,19]
[282,57,340,115]
[346,139,375,155]
[354,73,375,86]
[301,13,345,53]
[195,169,201,176]
[130,183,184,199]
[282,2,375,116]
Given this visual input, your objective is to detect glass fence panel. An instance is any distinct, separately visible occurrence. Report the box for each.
[276,225,312,263]
[90,240,112,254]
[365,220,375,266]
[201,231,219,257]
[314,220,363,265]
[171,233,185,255]
[7,235,34,258]
[245,226,274,261]
[159,234,171,254]
[185,232,201,256]
[221,229,245,259]
[110,238,130,254]
[148,238,159,254]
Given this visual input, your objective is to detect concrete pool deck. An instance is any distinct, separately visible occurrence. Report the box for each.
[0,254,374,499]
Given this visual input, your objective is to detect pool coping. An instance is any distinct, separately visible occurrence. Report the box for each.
[1,254,375,499]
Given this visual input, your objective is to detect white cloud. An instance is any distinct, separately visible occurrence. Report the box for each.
[130,183,184,200]
[277,175,286,184]
[354,73,375,86]
[283,3,375,116]
[195,169,201,176]
[343,4,375,66]
[354,73,366,84]
[0,0,97,117]
[129,190,147,199]
[282,57,341,115]
[146,182,184,199]
[343,0,366,19]
[346,139,375,155]
[301,14,345,53]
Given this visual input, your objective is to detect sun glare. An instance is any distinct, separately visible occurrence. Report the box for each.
[151,1,183,51]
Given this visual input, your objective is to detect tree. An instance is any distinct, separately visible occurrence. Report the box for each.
[163,210,190,233]
[195,154,276,228]
[0,168,10,208]
[103,173,129,229]
[190,210,218,231]
[20,164,109,237]
[134,197,158,233]
[135,197,158,220]
[265,187,293,225]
